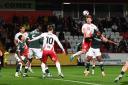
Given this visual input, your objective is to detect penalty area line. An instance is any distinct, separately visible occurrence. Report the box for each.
[50,78,102,85]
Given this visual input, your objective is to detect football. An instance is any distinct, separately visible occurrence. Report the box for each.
[83,10,89,16]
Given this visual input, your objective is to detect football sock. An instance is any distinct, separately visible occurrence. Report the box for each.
[45,68,50,74]
[41,63,46,74]
[86,62,90,71]
[29,58,33,63]
[72,51,83,57]
[16,64,21,72]
[92,65,95,70]
[99,62,104,72]
[24,66,28,73]
[119,71,125,79]
[55,62,61,74]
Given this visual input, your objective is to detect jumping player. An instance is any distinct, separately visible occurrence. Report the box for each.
[84,31,117,76]
[70,15,99,61]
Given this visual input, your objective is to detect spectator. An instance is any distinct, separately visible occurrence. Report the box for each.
[58,31,65,41]
[111,23,118,32]
[118,37,128,53]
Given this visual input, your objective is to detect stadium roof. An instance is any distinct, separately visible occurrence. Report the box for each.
[37,0,128,3]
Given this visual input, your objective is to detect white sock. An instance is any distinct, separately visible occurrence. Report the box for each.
[72,51,83,57]
[19,63,22,72]
[29,63,32,70]
[55,62,61,74]
[41,63,46,74]
[45,66,48,70]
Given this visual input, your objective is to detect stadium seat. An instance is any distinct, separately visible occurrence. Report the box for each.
[65,32,71,36]
[115,32,120,36]
[110,34,115,39]
[78,36,83,40]
[65,36,69,40]
[69,36,73,40]
[56,32,60,36]
[67,48,73,54]
[108,28,112,32]
[73,36,78,40]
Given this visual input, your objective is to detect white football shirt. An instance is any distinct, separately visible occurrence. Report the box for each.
[82,23,98,38]
[31,32,65,52]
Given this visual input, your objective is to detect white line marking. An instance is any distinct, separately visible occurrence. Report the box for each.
[51,78,102,85]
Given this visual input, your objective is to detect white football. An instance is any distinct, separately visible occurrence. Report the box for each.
[83,10,89,16]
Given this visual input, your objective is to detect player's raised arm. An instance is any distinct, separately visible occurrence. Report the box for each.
[107,39,118,45]
[101,34,117,45]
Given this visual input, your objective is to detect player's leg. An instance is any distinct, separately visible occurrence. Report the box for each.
[114,61,128,82]
[91,58,96,75]
[84,56,92,76]
[70,41,89,61]
[15,61,22,77]
[14,54,23,77]
[97,56,105,76]
[84,47,93,76]
[95,49,105,76]
[40,57,52,77]
[35,48,51,76]
[45,64,52,77]
[41,62,47,78]
[28,58,33,73]
[51,52,64,78]
[70,51,84,61]
[28,48,34,73]
[22,57,30,77]
[41,51,48,78]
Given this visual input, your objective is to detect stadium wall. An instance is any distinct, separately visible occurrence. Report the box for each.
[4,53,78,66]
[4,53,128,66]
[0,11,52,24]
[79,53,128,65]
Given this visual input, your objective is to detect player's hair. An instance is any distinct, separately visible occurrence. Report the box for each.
[19,25,25,29]
[86,15,92,19]
[18,35,22,40]
[47,25,54,31]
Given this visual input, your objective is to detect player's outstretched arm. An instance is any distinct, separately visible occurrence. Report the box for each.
[107,40,118,45]
[101,34,118,45]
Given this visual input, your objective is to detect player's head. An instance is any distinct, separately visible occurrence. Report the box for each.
[19,26,26,33]
[18,35,25,41]
[47,25,54,32]
[96,31,102,36]
[86,15,92,24]
[36,25,42,32]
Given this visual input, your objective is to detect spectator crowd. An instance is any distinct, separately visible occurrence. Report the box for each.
[0,15,128,53]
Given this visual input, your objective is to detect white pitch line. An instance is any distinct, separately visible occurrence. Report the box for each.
[50,78,102,85]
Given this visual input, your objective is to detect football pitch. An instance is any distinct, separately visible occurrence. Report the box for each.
[0,66,127,85]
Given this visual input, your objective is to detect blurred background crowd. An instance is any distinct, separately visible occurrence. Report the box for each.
[0,0,128,53]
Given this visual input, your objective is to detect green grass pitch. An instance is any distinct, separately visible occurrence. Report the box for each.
[0,66,128,85]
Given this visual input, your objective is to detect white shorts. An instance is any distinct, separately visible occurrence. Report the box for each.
[14,53,26,62]
[86,47,101,59]
[28,48,42,59]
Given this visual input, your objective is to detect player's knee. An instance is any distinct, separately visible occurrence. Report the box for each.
[99,62,103,65]
[87,56,92,61]
[52,58,58,63]
[96,56,102,62]
[18,62,22,66]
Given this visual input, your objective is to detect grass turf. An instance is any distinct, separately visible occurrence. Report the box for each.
[0,66,128,85]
